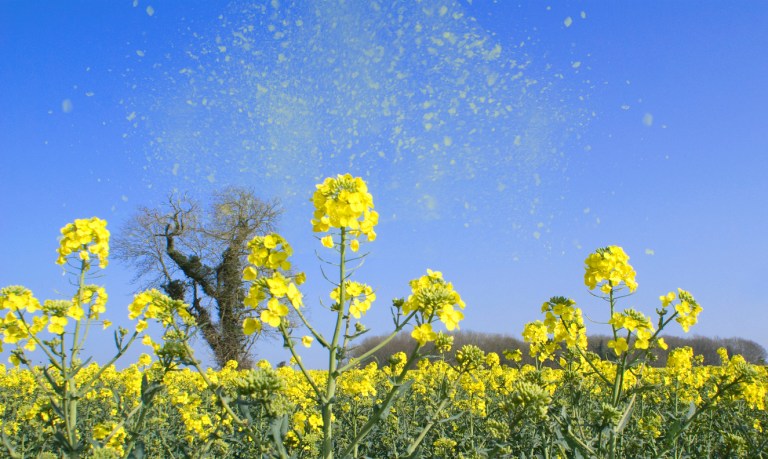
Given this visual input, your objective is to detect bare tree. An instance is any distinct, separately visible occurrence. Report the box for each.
[114,187,281,368]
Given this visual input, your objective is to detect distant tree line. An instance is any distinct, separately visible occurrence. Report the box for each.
[349,330,767,367]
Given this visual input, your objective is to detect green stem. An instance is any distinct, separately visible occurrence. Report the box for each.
[338,344,422,459]
[322,228,347,459]
[336,311,417,374]
[81,331,139,391]
[405,397,452,457]
[279,323,322,399]
[291,303,330,348]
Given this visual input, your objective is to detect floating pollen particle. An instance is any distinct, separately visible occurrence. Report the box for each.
[642,113,654,126]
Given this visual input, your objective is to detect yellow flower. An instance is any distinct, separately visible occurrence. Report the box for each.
[243,266,259,281]
[607,337,628,356]
[263,234,278,249]
[321,235,334,248]
[260,298,288,328]
[286,282,303,308]
[308,413,323,431]
[0,286,41,313]
[81,286,108,318]
[411,323,437,346]
[93,423,111,440]
[350,239,360,252]
[437,304,463,331]
[56,217,110,268]
[503,349,523,362]
[311,174,378,243]
[243,317,262,335]
[137,353,152,367]
[331,281,375,318]
[674,289,702,332]
[127,289,189,327]
[667,346,693,375]
[402,270,465,326]
[47,316,68,335]
[245,233,292,270]
[266,275,289,298]
[584,246,637,293]
[634,328,652,350]
[660,291,676,307]
[301,335,314,348]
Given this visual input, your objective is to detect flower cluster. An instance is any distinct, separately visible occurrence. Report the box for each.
[243,272,304,331]
[56,217,110,268]
[242,234,305,333]
[607,308,668,356]
[542,297,587,349]
[0,287,108,354]
[311,174,378,246]
[330,281,376,319]
[76,285,108,320]
[245,233,293,271]
[584,246,638,294]
[402,270,465,345]
[666,346,694,377]
[128,289,193,332]
[661,288,702,332]
[522,297,587,362]
[0,287,42,351]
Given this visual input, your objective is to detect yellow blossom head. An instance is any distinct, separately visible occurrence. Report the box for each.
[245,233,293,271]
[411,323,437,346]
[673,288,702,332]
[584,245,637,293]
[1,286,41,314]
[330,281,376,319]
[311,174,378,243]
[402,270,465,331]
[56,217,110,268]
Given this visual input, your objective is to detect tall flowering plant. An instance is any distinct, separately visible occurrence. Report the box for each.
[0,218,186,458]
[518,245,759,458]
[235,173,467,458]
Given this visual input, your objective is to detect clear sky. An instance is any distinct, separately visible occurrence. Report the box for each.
[2,1,767,368]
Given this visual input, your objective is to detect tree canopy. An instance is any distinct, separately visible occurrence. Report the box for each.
[114,187,281,368]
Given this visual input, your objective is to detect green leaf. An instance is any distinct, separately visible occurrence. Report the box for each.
[615,393,636,434]
[686,401,696,420]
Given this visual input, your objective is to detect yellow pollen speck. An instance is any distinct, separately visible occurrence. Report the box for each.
[643,113,654,126]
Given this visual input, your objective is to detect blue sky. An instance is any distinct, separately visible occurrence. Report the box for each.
[2,1,767,368]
